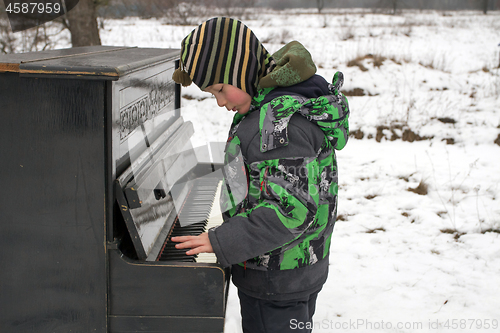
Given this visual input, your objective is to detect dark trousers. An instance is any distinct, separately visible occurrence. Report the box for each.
[238,289,320,333]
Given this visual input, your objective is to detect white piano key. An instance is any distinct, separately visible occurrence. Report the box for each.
[197,180,223,264]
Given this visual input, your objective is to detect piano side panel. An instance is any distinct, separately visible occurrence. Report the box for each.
[108,249,228,332]
[0,73,107,332]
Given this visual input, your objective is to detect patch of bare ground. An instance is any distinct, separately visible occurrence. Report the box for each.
[347,54,387,72]
[365,227,386,233]
[440,228,466,240]
[349,124,444,143]
[336,214,348,221]
[342,88,379,97]
[494,134,500,147]
[375,124,433,143]
[401,212,416,223]
[441,227,500,240]
[407,180,428,196]
[337,214,355,222]
[343,88,365,96]
[350,129,364,139]
[436,117,456,124]
[481,228,500,234]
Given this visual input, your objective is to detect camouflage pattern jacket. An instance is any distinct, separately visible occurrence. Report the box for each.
[208,73,349,300]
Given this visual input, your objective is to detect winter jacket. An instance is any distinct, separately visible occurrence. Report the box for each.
[208,73,349,301]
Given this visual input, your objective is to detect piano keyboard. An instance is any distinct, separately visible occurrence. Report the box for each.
[157,177,223,263]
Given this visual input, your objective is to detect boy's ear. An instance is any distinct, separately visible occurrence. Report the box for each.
[173,67,192,87]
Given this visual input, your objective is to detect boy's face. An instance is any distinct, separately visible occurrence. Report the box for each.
[204,84,252,115]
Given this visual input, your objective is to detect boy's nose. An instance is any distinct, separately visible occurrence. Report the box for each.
[216,96,226,108]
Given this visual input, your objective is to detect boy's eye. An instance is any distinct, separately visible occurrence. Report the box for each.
[218,86,223,93]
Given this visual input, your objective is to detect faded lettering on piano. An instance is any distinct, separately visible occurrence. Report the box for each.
[119,76,176,141]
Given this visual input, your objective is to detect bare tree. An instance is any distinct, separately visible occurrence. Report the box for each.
[0,18,16,54]
[162,0,201,25]
[467,0,492,14]
[64,0,102,46]
[482,0,490,13]
[391,0,397,14]
[375,0,406,15]
[0,8,68,54]
[316,0,325,13]
[210,0,257,19]
[413,0,426,11]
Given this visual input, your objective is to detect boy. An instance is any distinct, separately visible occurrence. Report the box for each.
[172,17,349,333]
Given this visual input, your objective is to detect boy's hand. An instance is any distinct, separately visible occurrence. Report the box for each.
[171,232,213,256]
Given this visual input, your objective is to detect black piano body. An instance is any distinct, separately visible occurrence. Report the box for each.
[0,46,229,333]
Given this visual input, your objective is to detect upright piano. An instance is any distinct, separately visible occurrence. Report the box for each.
[0,46,229,333]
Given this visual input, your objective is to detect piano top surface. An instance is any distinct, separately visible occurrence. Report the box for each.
[0,46,179,80]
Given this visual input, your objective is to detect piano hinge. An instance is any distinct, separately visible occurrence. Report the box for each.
[107,241,120,250]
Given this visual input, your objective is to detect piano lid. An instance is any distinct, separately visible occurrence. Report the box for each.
[116,129,227,261]
[0,46,179,80]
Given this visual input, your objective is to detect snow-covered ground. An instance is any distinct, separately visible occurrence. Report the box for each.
[96,8,500,333]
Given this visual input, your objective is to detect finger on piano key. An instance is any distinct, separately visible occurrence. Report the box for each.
[158,179,223,263]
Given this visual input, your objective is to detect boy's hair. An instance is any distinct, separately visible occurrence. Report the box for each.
[173,17,275,97]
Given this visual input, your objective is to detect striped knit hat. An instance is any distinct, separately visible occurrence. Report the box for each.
[172,17,275,97]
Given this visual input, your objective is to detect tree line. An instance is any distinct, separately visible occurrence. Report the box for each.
[1,0,498,53]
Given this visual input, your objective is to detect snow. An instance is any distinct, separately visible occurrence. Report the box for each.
[96,8,500,332]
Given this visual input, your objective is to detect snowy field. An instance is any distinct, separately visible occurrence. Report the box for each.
[35,7,499,332]
[95,8,500,333]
